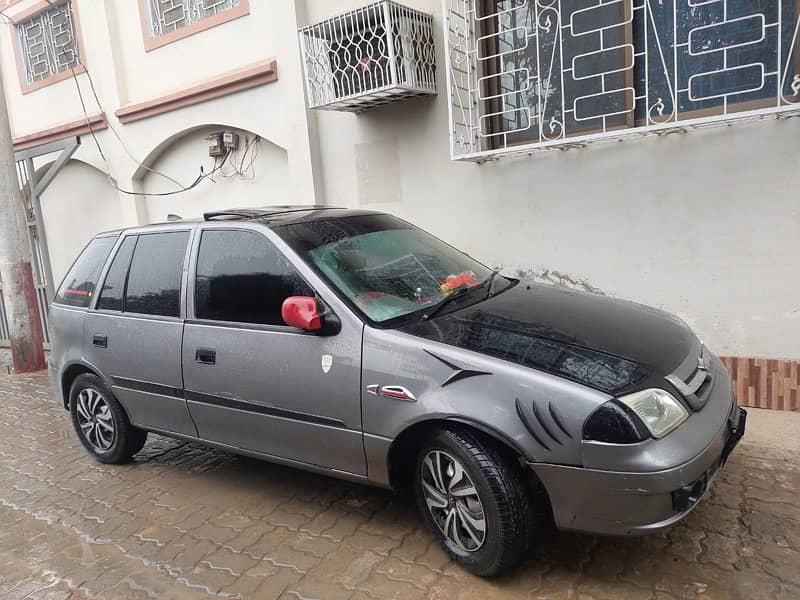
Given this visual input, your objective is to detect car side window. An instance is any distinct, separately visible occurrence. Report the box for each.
[54,236,118,308]
[96,236,137,311]
[125,231,189,317]
[195,229,313,325]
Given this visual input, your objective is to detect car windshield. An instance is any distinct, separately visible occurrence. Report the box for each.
[277,214,494,323]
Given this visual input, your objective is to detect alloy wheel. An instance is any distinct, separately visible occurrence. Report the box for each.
[75,388,115,451]
[421,450,486,552]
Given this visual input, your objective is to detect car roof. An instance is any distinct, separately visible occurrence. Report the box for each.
[94,206,382,237]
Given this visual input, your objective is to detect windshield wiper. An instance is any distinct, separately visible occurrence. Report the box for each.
[422,286,474,321]
[421,271,504,321]
[484,270,501,299]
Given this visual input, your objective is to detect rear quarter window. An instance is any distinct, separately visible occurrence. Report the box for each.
[54,236,118,308]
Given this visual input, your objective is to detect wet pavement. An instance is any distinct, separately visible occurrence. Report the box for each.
[1,371,798,600]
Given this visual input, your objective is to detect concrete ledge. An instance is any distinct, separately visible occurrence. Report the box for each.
[115,58,278,125]
[12,113,107,151]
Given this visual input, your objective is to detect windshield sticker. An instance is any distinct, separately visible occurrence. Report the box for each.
[440,271,479,295]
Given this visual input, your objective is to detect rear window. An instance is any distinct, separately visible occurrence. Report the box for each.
[125,231,189,317]
[54,236,118,308]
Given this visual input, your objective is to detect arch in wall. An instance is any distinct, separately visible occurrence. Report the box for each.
[36,158,123,285]
[132,121,288,181]
[133,123,290,223]
[31,154,110,184]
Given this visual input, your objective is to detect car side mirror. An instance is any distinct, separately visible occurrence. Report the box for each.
[281,296,340,335]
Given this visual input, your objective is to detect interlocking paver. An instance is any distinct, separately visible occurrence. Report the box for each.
[1,371,799,599]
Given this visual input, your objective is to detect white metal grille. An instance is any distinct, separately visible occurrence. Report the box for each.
[144,0,240,37]
[444,0,800,161]
[16,1,79,84]
[299,1,437,112]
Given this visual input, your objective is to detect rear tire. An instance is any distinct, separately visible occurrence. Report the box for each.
[69,374,147,464]
[414,427,533,576]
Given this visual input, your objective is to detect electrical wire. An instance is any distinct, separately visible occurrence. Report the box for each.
[220,134,260,181]
[114,151,231,196]
[69,61,228,197]
[75,58,187,190]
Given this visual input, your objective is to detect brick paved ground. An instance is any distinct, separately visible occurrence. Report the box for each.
[0,372,798,599]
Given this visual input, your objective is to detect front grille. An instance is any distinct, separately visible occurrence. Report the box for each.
[665,345,714,411]
[694,376,713,404]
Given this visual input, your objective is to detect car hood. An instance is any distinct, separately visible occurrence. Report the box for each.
[399,282,695,395]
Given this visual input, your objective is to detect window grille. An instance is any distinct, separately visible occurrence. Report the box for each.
[299,1,437,112]
[16,1,79,84]
[443,0,800,161]
[144,0,241,37]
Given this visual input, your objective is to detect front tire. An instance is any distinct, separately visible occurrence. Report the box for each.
[69,374,147,464]
[414,428,533,576]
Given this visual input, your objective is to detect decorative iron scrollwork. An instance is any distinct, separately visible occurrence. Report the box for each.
[444,0,800,160]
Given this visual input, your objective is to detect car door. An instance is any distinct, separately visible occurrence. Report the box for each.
[181,224,365,475]
[83,228,196,436]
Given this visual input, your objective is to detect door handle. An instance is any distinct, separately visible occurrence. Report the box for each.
[93,334,107,348]
[195,348,216,365]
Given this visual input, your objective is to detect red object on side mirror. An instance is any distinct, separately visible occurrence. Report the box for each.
[281,296,322,331]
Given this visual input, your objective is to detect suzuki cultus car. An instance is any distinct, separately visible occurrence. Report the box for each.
[49,206,746,576]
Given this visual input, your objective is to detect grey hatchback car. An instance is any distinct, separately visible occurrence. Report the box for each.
[49,206,746,576]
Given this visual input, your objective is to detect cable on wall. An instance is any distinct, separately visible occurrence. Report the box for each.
[70,59,224,197]
[219,134,261,181]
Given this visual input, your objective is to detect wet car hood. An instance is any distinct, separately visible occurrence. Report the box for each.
[399,282,695,395]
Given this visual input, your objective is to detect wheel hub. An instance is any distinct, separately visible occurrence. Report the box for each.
[75,388,116,452]
[421,450,486,553]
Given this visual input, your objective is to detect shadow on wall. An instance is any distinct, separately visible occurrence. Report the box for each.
[138,124,290,224]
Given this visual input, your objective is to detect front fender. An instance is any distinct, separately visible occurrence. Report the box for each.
[361,327,610,475]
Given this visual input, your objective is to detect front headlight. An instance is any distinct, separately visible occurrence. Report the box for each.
[617,388,688,438]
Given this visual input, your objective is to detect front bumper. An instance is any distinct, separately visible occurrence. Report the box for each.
[531,404,746,536]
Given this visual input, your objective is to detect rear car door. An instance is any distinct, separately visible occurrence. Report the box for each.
[50,235,120,394]
[181,225,365,475]
[83,228,196,436]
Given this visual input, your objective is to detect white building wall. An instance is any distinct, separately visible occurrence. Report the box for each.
[1,0,797,362]
[1,0,320,228]
[304,0,800,360]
